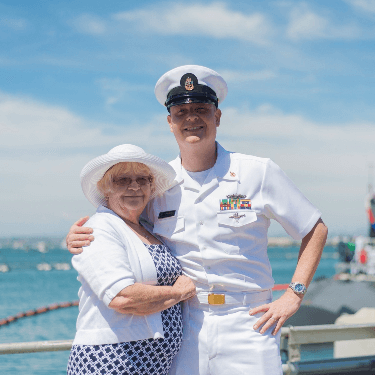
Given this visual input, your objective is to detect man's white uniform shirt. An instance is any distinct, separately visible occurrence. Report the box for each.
[145,143,321,294]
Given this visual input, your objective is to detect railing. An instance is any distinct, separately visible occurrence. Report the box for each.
[1,323,375,374]
[280,323,375,375]
[0,339,73,355]
[281,323,375,362]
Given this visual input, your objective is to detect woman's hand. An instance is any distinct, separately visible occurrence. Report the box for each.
[249,289,303,335]
[66,216,94,254]
[109,276,196,316]
[173,275,196,302]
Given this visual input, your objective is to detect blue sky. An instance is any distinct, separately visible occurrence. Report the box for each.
[1,0,375,237]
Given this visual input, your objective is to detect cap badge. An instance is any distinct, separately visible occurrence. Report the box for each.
[185,77,194,91]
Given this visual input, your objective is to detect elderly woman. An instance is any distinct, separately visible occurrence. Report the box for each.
[67,144,196,375]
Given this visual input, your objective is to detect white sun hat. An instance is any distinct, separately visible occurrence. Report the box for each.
[80,144,176,207]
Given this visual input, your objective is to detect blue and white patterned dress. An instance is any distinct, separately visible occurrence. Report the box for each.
[67,244,183,375]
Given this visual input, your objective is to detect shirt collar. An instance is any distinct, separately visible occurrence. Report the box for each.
[169,142,238,188]
[213,142,239,181]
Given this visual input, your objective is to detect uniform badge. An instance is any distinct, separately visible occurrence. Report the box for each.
[220,194,251,211]
[227,194,246,199]
[229,212,246,223]
[185,77,194,91]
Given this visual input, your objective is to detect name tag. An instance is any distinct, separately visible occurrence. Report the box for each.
[158,210,176,219]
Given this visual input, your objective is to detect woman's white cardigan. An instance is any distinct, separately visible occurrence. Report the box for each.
[72,205,165,345]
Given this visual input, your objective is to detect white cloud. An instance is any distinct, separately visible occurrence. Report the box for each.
[0,17,27,30]
[0,92,177,236]
[286,5,360,40]
[114,2,272,44]
[345,0,375,14]
[220,69,277,83]
[0,93,98,149]
[72,14,106,35]
[0,91,175,157]
[0,92,373,236]
[220,105,374,178]
[96,78,150,107]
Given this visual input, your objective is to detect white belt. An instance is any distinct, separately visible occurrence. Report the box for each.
[196,290,272,305]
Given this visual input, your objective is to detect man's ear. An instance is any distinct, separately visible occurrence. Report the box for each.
[215,108,222,128]
[167,115,174,133]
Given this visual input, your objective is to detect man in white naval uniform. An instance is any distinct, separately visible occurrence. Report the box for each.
[67,65,328,375]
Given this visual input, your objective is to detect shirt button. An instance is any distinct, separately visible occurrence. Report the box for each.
[199,221,204,225]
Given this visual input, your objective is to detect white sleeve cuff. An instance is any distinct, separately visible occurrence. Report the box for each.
[103,279,135,307]
[293,210,322,240]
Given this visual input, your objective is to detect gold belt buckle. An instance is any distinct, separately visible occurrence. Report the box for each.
[208,293,225,305]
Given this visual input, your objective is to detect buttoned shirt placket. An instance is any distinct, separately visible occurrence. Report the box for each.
[175,145,239,292]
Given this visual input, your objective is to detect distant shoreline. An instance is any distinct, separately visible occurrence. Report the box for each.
[268,237,344,247]
[0,236,342,250]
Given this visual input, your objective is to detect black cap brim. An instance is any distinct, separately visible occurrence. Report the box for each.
[165,92,218,112]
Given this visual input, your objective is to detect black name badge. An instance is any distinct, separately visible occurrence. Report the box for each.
[158,210,176,219]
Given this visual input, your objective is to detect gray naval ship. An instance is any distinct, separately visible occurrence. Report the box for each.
[288,190,375,327]
[287,270,375,326]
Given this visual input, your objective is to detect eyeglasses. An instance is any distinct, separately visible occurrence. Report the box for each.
[113,176,153,187]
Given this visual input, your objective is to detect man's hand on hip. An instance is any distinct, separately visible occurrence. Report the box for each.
[249,289,302,335]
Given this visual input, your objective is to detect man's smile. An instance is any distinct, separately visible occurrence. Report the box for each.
[184,125,204,131]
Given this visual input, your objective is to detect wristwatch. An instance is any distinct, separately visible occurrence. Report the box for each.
[289,282,307,295]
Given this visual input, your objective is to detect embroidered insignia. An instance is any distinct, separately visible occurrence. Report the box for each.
[229,212,246,223]
[185,77,194,91]
[230,172,236,177]
[220,197,251,211]
[226,194,246,199]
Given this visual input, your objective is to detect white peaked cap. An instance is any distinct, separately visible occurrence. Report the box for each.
[155,65,228,108]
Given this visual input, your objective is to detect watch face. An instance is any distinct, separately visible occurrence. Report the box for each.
[289,282,306,294]
[295,284,304,292]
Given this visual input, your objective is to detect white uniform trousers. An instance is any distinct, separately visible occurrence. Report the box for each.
[169,290,283,375]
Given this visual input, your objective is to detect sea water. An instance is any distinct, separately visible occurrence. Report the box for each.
[0,244,338,374]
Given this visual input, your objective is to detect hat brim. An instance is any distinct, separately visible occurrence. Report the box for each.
[167,96,218,111]
[80,151,176,208]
